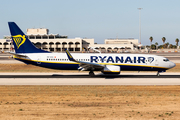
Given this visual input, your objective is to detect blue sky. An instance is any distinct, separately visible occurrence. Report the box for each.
[0,0,180,45]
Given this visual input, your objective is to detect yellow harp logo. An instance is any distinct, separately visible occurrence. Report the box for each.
[12,35,26,49]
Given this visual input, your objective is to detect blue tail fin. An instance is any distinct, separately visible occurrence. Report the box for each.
[8,22,50,53]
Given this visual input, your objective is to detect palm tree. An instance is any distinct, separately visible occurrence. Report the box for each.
[162,37,166,44]
[166,42,169,48]
[155,42,158,49]
[149,36,153,49]
[175,38,179,46]
[169,44,173,49]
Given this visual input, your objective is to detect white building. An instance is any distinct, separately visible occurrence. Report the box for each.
[88,38,139,53]
[0,28,139,53]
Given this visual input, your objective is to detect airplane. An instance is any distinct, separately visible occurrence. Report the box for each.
[7,22,176,76]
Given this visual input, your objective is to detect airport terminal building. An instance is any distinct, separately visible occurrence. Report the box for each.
[0,28,139,53]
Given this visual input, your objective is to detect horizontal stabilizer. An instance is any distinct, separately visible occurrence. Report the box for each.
[2,51,27,57]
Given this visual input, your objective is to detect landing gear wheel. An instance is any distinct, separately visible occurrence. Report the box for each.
[89,71,95,77]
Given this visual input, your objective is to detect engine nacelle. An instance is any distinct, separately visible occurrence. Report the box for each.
[101,65,120,74]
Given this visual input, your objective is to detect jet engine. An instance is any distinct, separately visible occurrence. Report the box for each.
[101,65,120,74]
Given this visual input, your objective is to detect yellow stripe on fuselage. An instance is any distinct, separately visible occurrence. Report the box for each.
[13,56,169,69]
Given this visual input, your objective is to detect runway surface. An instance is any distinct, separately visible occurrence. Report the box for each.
[0,73,179,85]
[0,73,180,78]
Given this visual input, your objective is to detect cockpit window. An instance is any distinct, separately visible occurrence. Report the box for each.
[163,58,169,62]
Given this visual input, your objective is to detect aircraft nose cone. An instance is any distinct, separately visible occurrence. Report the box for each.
[170,62,176,68]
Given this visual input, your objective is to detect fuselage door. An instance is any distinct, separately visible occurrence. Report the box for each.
[155,59,158,66]
[37,56,41,64]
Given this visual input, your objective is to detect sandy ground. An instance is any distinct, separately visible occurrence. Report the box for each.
[0,86,179,120]
[0,64,179,119]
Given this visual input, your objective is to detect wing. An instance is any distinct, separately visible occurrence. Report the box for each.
[65,49,104,71]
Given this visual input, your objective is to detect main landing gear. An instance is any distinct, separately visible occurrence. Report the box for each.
[89,71,95,77]
[157,72,160,76]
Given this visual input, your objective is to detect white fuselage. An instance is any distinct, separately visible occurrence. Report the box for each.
[14,53,176,72]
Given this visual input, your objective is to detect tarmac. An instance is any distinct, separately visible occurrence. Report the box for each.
[0,73,179,85]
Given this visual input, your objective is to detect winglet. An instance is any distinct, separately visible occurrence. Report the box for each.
[65,49,75,61]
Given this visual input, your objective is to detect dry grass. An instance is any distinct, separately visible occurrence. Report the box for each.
[0,64,180,119]
[0,86,180,120]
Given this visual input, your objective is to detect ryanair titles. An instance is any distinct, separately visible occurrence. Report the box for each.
[91,56,148,63]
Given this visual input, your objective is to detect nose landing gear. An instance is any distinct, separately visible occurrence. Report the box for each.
[157,70,166,76]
